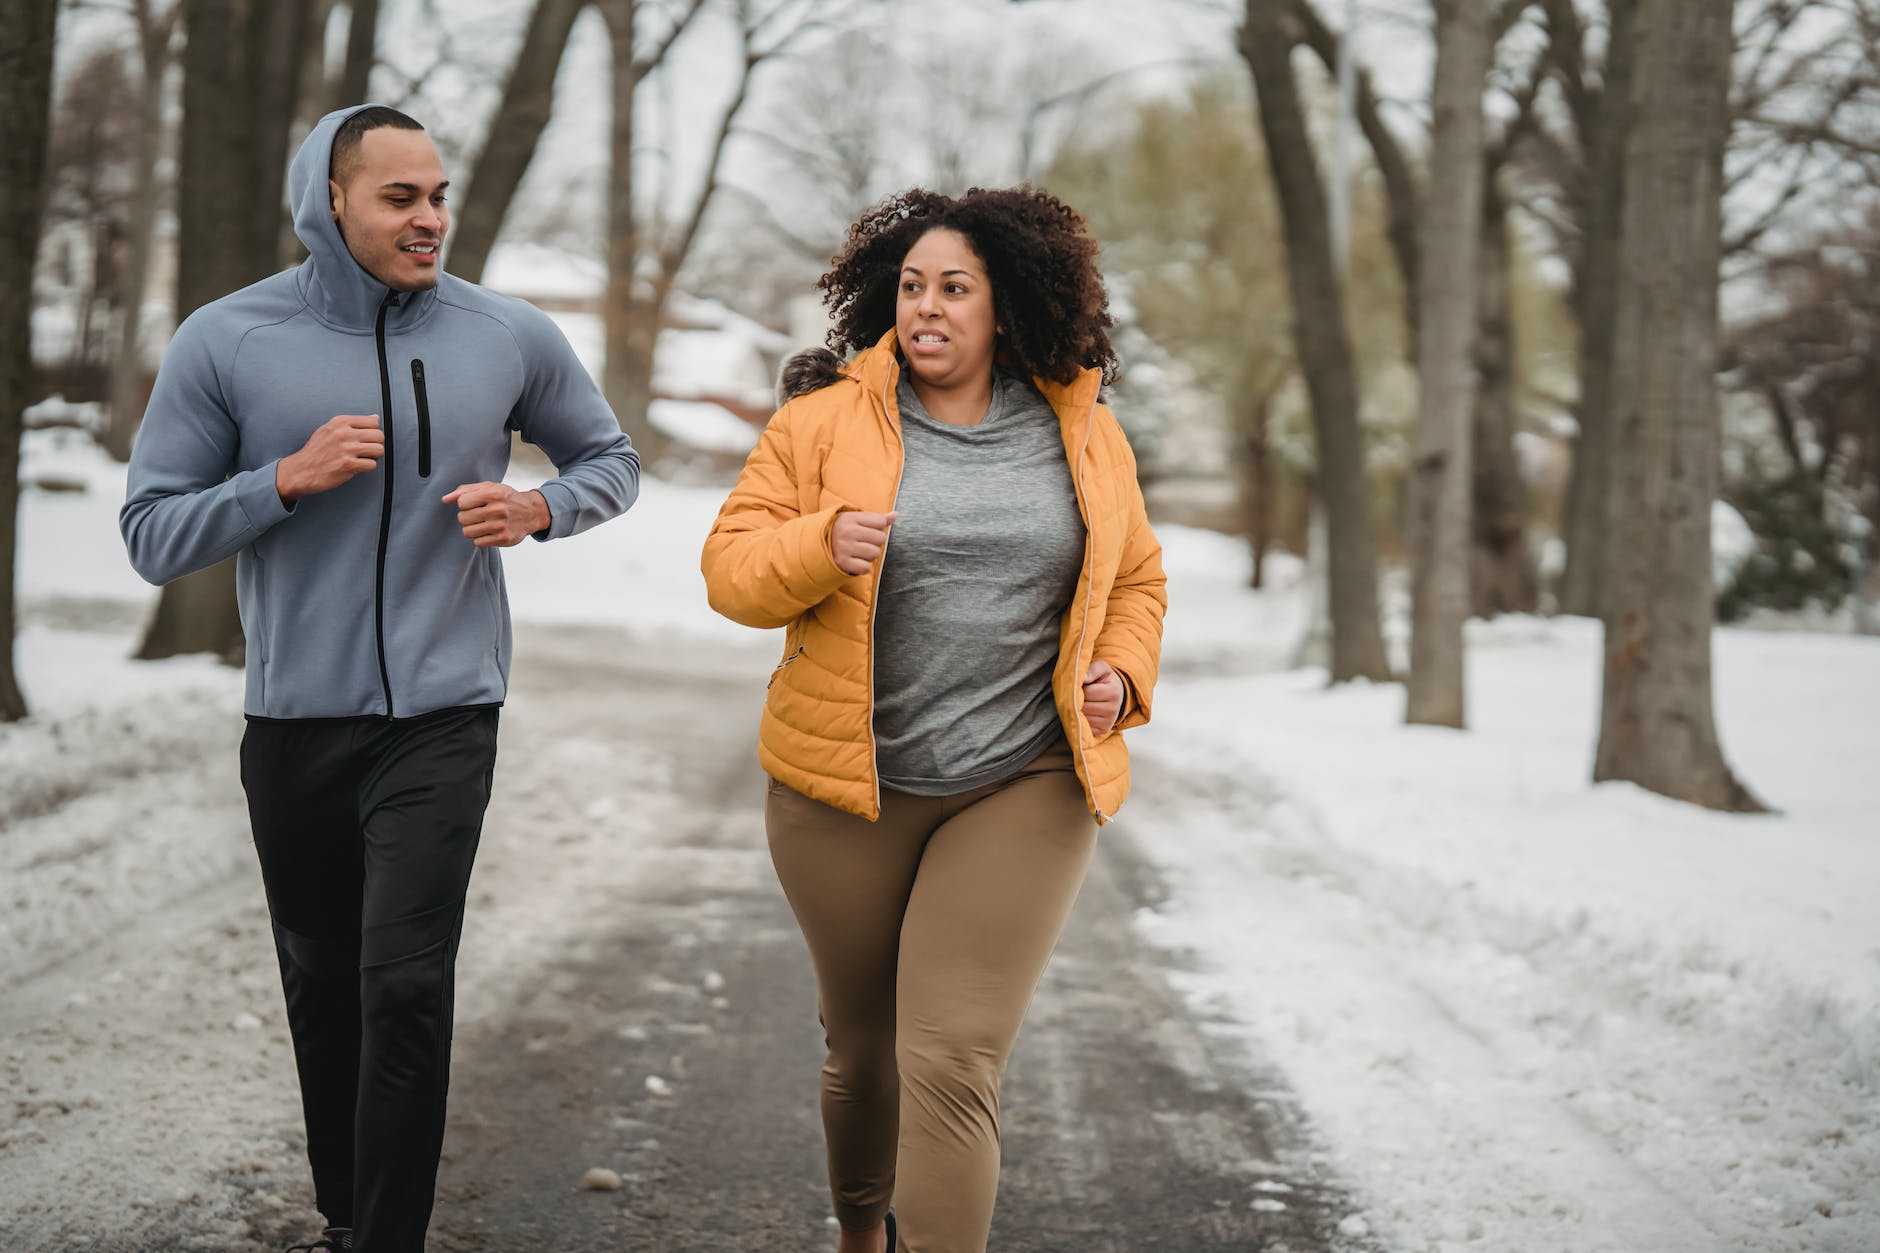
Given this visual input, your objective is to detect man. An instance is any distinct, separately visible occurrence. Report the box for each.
[121,105,638,1252]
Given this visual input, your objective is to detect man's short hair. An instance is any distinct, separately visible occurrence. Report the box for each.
[330,106,426,186]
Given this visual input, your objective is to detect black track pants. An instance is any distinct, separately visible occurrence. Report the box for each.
[241,706,499,1253]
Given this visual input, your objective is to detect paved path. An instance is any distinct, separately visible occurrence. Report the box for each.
[419,628,1353,1250]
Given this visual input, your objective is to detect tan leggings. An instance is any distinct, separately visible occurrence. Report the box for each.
[765,742,1098,1253]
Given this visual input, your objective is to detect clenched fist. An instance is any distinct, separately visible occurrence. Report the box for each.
[276,414,384,504]
[831,510,898,577]
[443,482,552,548]
[1082,659,1125,737]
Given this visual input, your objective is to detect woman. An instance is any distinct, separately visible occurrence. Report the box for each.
[701,186,1166,1253]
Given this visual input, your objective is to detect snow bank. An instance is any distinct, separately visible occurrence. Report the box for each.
[1135,523,1880,1252]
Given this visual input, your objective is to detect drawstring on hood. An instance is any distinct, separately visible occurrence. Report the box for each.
[289,104,440,332]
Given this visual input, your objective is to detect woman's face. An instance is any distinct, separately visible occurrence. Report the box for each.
[895,227,998,390]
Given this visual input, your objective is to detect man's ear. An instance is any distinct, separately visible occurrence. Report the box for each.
[328,178,344,221]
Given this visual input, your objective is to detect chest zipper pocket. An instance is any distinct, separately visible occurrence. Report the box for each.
[411,358,432,478]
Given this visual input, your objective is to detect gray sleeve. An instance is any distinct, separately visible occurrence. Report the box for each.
[119,313,293,585]
[505,302,641,541]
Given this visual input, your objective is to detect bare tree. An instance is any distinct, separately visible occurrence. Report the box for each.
[1545,0,1637,618]
[42,43,140,394]
[1302,0,1545,619]
[0,0,58,721]
[595,0,718,462]
[1049,74,1317,588]
[1534,0,1879,616]
[447,0,595,284]
[331,0,380,111]
[1727,214,1880,558]
[598,0,856,462]
[137,0,312,662]
[1470,171,1538,617]
[1293,1,1423,351]
[1239,0,1390,683]
[1406,0,1491,728]
[104,0,181,462]
[1593,0,1761,812]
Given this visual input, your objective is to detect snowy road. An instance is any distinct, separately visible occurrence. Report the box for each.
[1,622,1359,1251]
[9,455,1877,1249]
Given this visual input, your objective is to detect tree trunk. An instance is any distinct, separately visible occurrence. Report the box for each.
[1593,0,1761,812]
[139,0,300,663]
[0,0,59,721]
[1294,0,1422,357]
[610,326,662,464]
[1471,172,1537,617]
[75,215,106,375]
[247,0,309,274]
[105,1,177,462]
[1239,396,1274,590]
[1557,0,1635,617]
[1406,0,1490,727]
[1239,3,1389,683]
[294,0,337,134]
[176,0,251,315]
[332,0,379,110]
[449,0,587,285]
[599,0,669,461]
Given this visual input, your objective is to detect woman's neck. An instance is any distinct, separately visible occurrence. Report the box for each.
[907,369,995,428]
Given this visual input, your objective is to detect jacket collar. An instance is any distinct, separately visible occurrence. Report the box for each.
[845,328,1103,434]
[288,105,440,333]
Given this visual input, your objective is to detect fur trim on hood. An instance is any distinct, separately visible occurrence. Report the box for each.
[777,346,846,405]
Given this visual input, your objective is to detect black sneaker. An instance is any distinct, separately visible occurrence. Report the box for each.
[283,1228,353,1252]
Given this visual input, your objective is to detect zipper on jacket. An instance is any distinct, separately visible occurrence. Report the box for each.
[410,358,432,478]
[865,369,906,815]
[768,645,803,689]
[1069,390,1110,823]
[372,291,400,718]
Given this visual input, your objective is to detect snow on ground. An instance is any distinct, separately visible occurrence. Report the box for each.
[1134,528,1880,1252]
[503,457,771,643]
[2,429,774,987]
[7,429,1878,1249]
[3,432,775,1244]
[14,428,774,647]
[4,429,769,987]
[647,397,761,454]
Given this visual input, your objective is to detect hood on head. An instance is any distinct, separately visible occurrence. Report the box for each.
[287,103,439,328]
[290,104,376,280]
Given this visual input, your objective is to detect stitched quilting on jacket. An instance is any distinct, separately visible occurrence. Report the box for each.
[702,329,1166,823]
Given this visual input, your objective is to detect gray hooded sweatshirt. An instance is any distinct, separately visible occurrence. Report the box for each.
[122,105,639,720]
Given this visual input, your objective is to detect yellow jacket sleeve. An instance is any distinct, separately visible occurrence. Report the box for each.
[1093,429,1167,732]
[701,403,854,630]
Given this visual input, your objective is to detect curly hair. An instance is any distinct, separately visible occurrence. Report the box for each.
[817,186,1118,386]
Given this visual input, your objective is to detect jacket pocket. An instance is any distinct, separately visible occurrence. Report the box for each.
[410,358,432,478]
[768,646,803,689]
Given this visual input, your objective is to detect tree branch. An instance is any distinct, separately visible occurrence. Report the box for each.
[1292,0,1422,324]
[630,0,707,80]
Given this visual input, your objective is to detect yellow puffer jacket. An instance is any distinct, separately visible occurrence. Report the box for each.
[701,330,1167,823]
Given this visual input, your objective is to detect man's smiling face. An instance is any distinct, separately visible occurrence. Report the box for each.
[329,127,450,292]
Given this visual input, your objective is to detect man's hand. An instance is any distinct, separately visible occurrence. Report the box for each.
[1082,659,1125,737]
[277,414,384,504]
[831,510,898,576]
[443,482,552,548]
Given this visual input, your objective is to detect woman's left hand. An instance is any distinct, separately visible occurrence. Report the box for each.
[1081,660,1125,737]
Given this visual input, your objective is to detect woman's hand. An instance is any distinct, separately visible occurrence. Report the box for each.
[831,510,898,576]
[1082,659,1125,737]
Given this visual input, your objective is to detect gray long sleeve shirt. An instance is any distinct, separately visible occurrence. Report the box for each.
[873,368,1086,794]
